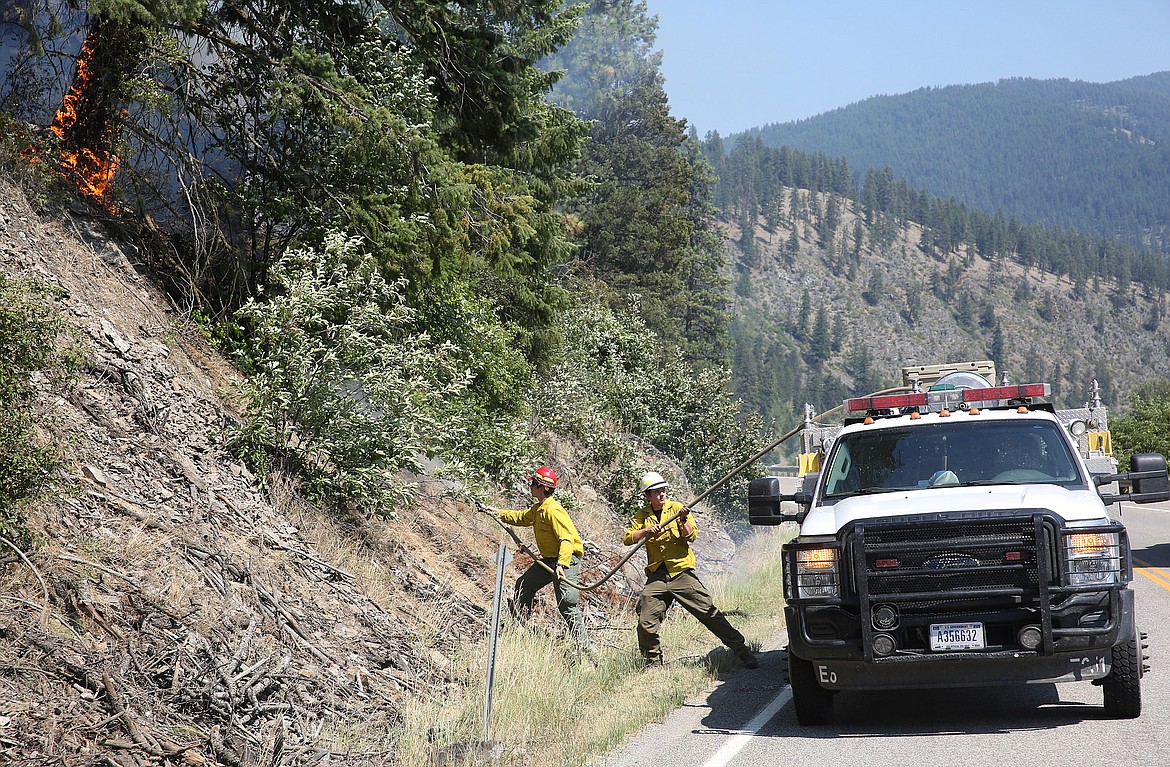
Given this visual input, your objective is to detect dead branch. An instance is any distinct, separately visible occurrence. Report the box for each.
[0,595,85,642]
[101,671,162,754]
[262,532,355,581]
[0,535,50,628]
[35,552,145,589]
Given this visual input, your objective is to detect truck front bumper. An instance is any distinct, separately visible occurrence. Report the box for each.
[785,588,1136,690]
[794,648,1111,690]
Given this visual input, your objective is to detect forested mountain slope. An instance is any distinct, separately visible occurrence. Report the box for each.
[738,73,1170,253]
[719,183,1170,453]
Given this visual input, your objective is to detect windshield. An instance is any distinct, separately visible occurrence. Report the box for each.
[821,420,1083,498]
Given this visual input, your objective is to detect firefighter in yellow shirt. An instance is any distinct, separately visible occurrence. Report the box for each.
[624,471,758,668]
[485,466,592,655]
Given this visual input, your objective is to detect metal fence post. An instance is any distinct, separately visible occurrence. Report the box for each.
[483,542,510,739]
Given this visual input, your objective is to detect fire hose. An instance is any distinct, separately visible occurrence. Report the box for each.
[479,385,911,591]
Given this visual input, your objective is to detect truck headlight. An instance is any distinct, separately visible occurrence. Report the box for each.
[1064,532,1120,586]
[796,547,840,598]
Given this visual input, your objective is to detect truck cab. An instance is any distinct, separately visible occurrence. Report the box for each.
[749,362,1170,725]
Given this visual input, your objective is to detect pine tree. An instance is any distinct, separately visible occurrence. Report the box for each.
[979,302,997,329]
[785,227,800,267]
[679,134,732,367]
[544,0,729,364]
[851,220,864,266]
[863,270,884,307]
[809,305,832,368]
[796,290,812,340]
[990,321,1005,370]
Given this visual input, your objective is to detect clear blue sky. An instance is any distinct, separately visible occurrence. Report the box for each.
[643,0,1170,136]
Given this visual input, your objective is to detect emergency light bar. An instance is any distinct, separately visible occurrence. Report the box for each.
[846,383,1050,414]
[962,383,1049,406]
[846,393,928,412]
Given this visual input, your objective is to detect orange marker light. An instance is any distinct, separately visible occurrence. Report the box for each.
[797,548,837,569]
[1068,533,1113,555]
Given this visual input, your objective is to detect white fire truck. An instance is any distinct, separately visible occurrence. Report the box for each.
[748,361,1170,725]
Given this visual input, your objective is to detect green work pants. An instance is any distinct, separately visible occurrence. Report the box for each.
[636,568,745,663]
[512,556,591,651]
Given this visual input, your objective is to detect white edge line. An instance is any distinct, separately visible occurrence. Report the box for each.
[700,687,793,767]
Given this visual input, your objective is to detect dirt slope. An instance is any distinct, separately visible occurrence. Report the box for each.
[0,178,737,766]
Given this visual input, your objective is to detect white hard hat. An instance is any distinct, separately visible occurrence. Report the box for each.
[639,471,668,493]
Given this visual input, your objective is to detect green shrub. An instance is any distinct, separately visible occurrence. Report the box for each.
[1111,378,1170,468]
[411,279,539,484]
[536,296,768,518]
[0,274,81,548]
[231,231,514,516]
[229,234,767,519]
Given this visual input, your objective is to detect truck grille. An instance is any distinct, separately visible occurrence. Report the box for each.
[852,516,1052,599]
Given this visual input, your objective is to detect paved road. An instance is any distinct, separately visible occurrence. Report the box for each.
[598,499,1170,767]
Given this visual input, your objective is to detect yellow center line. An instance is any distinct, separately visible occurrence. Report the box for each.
[1132,555,1170,592]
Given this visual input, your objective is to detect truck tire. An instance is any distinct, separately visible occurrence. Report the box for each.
[787,652,834,726]
[1101,635,1142,719]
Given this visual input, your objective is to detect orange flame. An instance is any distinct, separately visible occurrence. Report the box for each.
[48,35,121,201]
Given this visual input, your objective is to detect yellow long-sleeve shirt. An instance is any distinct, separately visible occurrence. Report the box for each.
[498,496,584,567]
[623,499,697,577]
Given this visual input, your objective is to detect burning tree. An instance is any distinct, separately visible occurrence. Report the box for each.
[49,18,141,200]
[8,0,583,348]
[11,1,205,202]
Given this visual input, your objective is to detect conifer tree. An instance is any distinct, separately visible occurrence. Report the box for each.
[809,305,831,369]
[785,227,801,267]
[544,0,730,366]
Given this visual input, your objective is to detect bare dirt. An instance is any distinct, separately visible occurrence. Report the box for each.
[0,178,737,766]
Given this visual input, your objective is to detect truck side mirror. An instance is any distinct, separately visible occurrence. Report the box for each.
[748,476,810,525]
[1128,453,1170,501]
[1097,452,1170,505]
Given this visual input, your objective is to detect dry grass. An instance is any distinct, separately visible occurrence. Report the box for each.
[266,470,502,655]
[395,526,793,767]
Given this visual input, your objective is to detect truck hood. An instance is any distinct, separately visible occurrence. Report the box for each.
[802,484,1110,537]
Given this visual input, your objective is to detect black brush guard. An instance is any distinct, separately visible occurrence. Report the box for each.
[786,509,1131,663]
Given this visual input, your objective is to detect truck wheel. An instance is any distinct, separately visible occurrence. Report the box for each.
[787,652,834,726]
[1102,636,1142,719]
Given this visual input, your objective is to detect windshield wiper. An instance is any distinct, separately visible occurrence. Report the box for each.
[828,486,910,498]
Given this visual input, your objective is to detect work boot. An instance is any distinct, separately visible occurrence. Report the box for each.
[641,654,663,670]
[735,647,760,669]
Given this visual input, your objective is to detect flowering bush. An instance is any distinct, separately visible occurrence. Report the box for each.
[231,232,477,516]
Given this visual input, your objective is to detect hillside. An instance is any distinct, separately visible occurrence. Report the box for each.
[737,73,1170,252]
[0,177,743,765]
[724,185,1170,444]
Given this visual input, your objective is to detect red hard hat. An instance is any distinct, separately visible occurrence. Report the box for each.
[529,466,558,489]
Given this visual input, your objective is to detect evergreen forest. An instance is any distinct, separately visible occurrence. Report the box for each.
[708,136,1170,451]
[740,73,1170,254]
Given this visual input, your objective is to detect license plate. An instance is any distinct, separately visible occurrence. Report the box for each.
[930,622,985,651]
